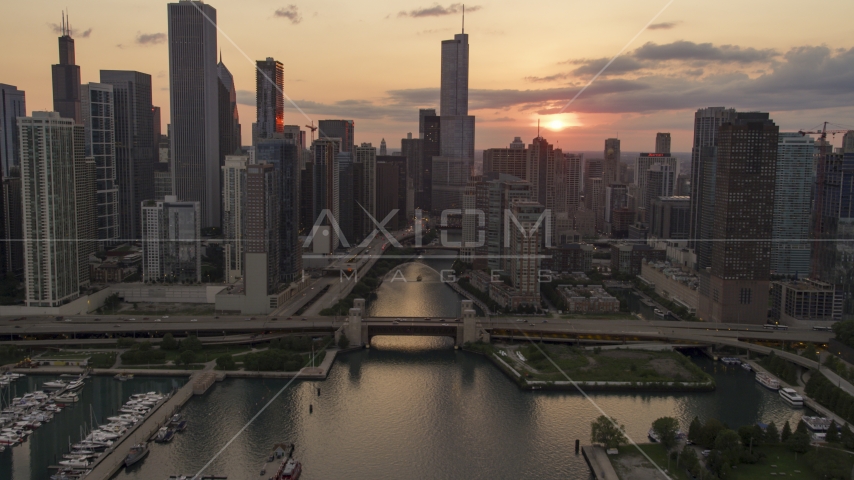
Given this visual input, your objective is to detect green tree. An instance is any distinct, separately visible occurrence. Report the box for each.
[178,350,197,365]
[841,423,854,449]
[787,431,812,454]
[182,335,203,352]
[699,418,726,448]
[161,333,178,350]
[215,354,236,370]
[591,415,627,450]
[337,335,350,349]
[687,416,702,443]
[714,429,743,465]
[796,419,808,435]
[781,420,792,442]
[826,422,840,443]
[738,425,763,451]
[652,417,680,450]
[801,342,819,361]
[765,422,780,444]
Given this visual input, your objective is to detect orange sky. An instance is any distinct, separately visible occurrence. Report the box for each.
[2,0,854,152]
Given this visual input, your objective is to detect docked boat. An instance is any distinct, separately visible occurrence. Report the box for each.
[55,393,79,403]
[42,380,67,390]
[170,414,188,432]
[779,388,804,407]
[755,372,780,390]
[66,379,85,391]
[273,457,302,480]
[654,308,665,318]
[648,428,660,443]
[58,458,90,468]
[741,363,753,371]
[802,416,832,432]
[114,373,133,381]
[154,427,175,443]
[720,357,741,365]
[124,443,150,467]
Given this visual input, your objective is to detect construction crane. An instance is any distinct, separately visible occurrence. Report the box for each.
[305,121,318,143]
[798,122,851,278]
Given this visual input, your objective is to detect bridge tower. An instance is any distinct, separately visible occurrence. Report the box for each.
[461,300,479,345]
[346,298,367,347]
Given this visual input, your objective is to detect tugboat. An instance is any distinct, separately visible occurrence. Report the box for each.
[154,426,175,443]
[755,372,780,390]
[124,442,150,467]
[273,457,302,480]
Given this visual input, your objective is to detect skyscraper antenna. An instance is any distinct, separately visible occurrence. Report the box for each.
[462,4,465,34]
[61,10,66,36]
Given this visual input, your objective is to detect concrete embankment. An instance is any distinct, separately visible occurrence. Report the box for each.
[582,445,619,479]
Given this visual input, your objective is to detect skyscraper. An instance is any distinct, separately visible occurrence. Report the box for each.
[527,136,556,210]
[420,115,440,211]
[655,132,671,155]
[218,56,242,161]
[603,138,620,186]
[245,163,280,295]
[256,139,301,281]
[484,143,527,180]
[772,133,814,275]
[376,156,408,231]
[168,1,220,228]
[141,196,202,283]
[379,138,387,156]
[0,84,25,275]
[80,83,120,246]
[319,120,355,154]
[100,70,155,239]
[19,112,81,306]
[698,113,778,324]
[355,143,377,238]
[419,108,436,138]
[555,153,582,214]
[256,57,283,142]
[312,138,341,252]
[508,199,544,301]
[689,106,737,258]
[643,164,675,221]
[433,30,474,211]
[51,14,82,124]
[401,133,423,202]
[222,155,246,283]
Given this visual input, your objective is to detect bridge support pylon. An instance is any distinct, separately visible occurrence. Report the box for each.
[461,300,478,346]
[345,298,367,347]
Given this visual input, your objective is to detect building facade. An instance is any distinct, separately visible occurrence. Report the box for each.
[141,195,201,283]
[771,133,813,275]
[80,83,120,246]
[221,155,246,283]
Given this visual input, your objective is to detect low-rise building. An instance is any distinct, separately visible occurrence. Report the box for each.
[639,260,699,314]
[770,278,842,327]
[558,285,620,313]
[488,282,539,310]
[611,243,666,275]
[469,270,492,293]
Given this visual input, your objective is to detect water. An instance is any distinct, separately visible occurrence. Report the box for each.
[2,352,807,480]
[367,249,464,318]
[0,375,183,480]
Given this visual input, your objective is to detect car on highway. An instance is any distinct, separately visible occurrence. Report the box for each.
[516,319,524,322]
[128,318,136,321]
[301,317,307,321]
[442,323,448,326]
[425,318,431,321]
[154,319,161,322]
[190,319,197,322]
[64,318,71,322]
[14,325,20,328]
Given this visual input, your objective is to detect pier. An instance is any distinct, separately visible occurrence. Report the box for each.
[581,445,619,479]
[85,372,199,480]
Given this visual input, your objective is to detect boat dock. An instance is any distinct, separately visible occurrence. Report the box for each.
[85,372,201,480]
[581,445,619,479]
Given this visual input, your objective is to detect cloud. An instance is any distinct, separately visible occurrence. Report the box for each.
[136,32,166,45]
[274,5,302,24]
[647,21,680,30]
[525,73,570,83]
[398,3,481,18]
[633,40,777,64]
[47,23,93,38]
[566,56,648,77]
[236,90,255,106]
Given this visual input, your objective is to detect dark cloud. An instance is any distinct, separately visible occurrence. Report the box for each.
[647,21,680,30]
[525,73,570,83]
[274,5,302,24]
[566,56,648,77]
[398,3,481,18]
[136,32,166,45]
[633,41,777,63]
[236,90,255,106]
[47,23,92,38]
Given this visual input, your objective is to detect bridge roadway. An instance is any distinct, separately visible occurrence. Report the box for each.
[0,314,832,346]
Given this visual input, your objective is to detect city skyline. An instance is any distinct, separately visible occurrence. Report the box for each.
[2,1,853,152]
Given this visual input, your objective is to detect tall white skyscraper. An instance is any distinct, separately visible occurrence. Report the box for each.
[19,112,81,306]
[222,155,247,283]
[168,1,220,228]
[772,133,814,275]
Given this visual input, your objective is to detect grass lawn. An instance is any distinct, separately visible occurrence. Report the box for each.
[611,444,695,480]
[726,445,853,480]
[40,352,93,359]
[162,345,253,362]
[88,352,117,368]
[506,343,711,384]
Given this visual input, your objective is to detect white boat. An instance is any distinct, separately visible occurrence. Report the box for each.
[741,363,753,371]
[0,435,21,445]
[802,416,832,432]
[106,414,139,425]
[755,372,780,390]
[779,388,804,407]
[42,380,67,390]
[654,308,665,318]
[58,458,90,468]
[66,379,85,391]
[55,393,79,403]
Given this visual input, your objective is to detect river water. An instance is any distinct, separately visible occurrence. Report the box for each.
[1,247,811,480]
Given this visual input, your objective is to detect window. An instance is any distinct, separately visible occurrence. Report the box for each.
[739,288,752,305]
